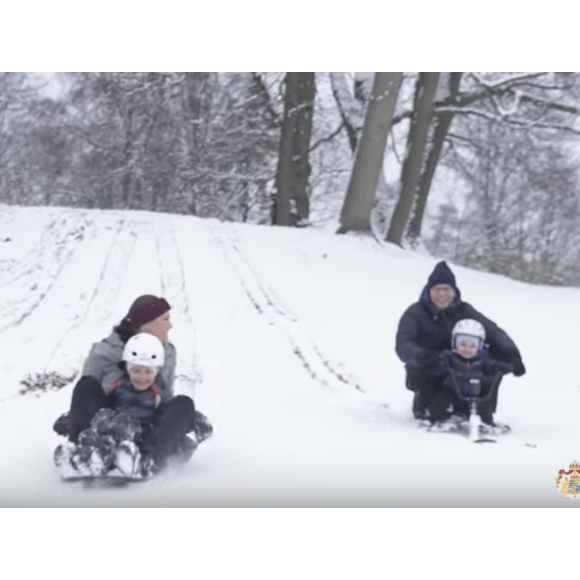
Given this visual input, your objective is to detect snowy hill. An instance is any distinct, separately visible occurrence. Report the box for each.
[0,204,578,507]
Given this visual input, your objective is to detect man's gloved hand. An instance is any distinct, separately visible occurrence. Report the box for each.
[512,358,526,377]
[493,362,514,377]
[416,349,442,371]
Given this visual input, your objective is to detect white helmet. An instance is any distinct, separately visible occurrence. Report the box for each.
[122,333,165,368]
[451,319,485,349]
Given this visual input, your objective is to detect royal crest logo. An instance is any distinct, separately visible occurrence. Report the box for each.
[556,460,580,499]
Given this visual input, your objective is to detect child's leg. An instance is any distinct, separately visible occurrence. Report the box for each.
[489,376,504,414]
[88,410,146,477]
[74,427,117,475]
[75,410,142,477]
[476,377,501,424]
[453,398,470,418]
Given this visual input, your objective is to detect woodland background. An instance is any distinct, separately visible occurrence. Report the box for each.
[2,71,580,285]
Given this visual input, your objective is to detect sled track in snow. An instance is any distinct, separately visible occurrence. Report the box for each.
[155,217,202,390]
[224,227,300,321]
[0,214,94,334]
[0,214,69,289]
[211,225,366,395]
[45,219,139,371]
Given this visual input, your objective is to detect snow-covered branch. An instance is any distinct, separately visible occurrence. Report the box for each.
[467,72,546,90]
[391,72,580,131]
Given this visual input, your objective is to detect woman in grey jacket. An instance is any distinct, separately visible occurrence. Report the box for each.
[53,295,212,474]
[80,295,177,400]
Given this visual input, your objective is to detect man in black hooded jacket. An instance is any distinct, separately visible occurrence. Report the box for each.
[395,260,526,421]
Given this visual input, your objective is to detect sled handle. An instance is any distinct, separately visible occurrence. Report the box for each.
[447,371,504,405]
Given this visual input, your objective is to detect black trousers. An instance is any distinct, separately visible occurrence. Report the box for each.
[427,389,494,423]
[405,368,503,421]
[406,368,444,419]
[56,377,198,464]
[66,376,109,442]
[140,395,197,465]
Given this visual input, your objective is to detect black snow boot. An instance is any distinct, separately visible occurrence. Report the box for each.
[479,413,510,435]
[194,411,213,443]
[135,434,198,478]
[73,427,117,476]
[412,392,430,419]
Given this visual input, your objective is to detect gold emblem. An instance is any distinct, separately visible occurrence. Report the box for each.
[556,460,580,499]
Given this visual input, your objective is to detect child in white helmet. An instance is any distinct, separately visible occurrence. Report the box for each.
[55,333,198,480]
[109,332,168,420]
[97,332,179,477]
[424,319,515,432]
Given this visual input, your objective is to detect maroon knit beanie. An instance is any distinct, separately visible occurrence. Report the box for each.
[124,295,171,329]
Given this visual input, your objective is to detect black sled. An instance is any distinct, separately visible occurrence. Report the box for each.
[59,472,151,488]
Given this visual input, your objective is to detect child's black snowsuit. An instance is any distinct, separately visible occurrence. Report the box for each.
[109,379,168,422]
[110,379,212,449]
[106,379,197,467]
[426,349,514,424]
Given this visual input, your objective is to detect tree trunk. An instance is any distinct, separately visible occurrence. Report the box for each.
[337,72,403,233]
[330,72,397,236]
[406,72,463,243]
[272,72,316,226]
[171,72,214,214]
[386,72,440,246]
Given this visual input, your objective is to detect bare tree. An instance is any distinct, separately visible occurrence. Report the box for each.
[0,73,32,203]
[337,72,403,233]
[329,71,397,231]
[428,110,580,285]
[391,73,580,131]
[386,73,580,246]
[386,72,440,245]
[272,72,316,226]
[9,70,580,292]
[406,72,463,243]
[14,72,279,220]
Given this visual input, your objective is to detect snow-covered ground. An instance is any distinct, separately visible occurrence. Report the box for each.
[0,204,578,507]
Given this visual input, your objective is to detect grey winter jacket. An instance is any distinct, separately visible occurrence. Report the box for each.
[81,332,177,396]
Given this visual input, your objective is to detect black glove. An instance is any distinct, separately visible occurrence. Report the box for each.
[512,358,526,377]
[497,361,515,375]
[416,350,442,370]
